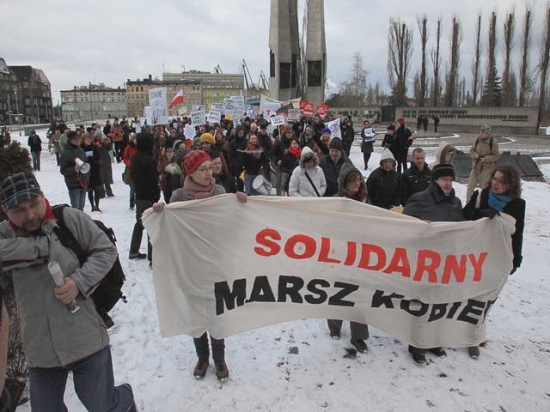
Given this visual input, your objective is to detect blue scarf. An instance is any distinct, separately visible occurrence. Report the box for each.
[488,189,511,212]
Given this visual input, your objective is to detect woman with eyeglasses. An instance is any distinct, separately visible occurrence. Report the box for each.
[463,165,525,359]
[152,150,247,381]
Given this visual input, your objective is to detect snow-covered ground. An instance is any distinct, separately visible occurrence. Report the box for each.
[11,130,550,412]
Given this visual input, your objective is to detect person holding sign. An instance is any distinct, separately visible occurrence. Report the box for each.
[152,151,247,381]
[403,164,464,365]
[327,162,369,351]
[360,120,376,170]
[463,165,525,359]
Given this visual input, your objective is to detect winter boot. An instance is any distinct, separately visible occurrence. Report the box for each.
[215,362,229,381]
[193,360,209,379]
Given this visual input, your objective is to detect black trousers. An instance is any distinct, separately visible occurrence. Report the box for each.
[327,319,369,340]
[129,199,153,260]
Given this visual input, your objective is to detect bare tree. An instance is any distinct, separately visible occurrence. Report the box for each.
[417,16,428,106]
[502,11,516,106]
[471,14,482,106]
[444,17,462,106]
[337,52,368,106]
[519,7,533,107]
[387,18,414,106]
[537,5,550,131]
[482,12,502,106]
[431,19,442,106]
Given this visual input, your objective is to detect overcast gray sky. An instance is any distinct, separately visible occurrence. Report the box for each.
[1,0,545,102]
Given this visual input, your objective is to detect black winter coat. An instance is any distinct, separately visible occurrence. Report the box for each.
[403,183,464,222]
[81,143,103,188]
[463,188,525,269]
[60,142,88,189]
[131,134,160,202]
[215,172,238,194]
[228,136,247,176]
[28,132,42,152]
[400,163,432,205]
[381,133,400,157]
[366,167,401,209]
[320,155,350,197]
[395,125,413,153]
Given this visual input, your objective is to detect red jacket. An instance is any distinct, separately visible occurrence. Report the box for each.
[123,145,138,168]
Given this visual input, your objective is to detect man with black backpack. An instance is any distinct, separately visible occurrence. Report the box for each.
[0,172,136,412]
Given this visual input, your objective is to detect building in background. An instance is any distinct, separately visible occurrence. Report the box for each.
[163,70,244,110]
[60,84,126,122]
[0,58,19,126]
[126,75,202,118]
[0,58,53,125]
[9,66,53,124]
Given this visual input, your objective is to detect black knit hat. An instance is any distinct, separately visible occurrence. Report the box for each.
[432,164,455,180]
[0,172,42,210]
[329,138,343,152]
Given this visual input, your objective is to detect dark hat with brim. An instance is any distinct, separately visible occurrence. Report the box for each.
[0,172,42,210]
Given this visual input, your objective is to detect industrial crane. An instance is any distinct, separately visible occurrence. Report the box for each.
[241,59,257,90]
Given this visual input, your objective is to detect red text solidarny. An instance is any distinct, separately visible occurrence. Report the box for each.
[253,228,488,285]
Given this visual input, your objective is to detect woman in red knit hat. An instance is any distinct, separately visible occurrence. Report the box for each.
[152,150,247,381]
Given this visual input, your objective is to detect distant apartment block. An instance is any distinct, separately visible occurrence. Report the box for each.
[60,84,126,122]
[163,70,245,109]
[126,75,202,118]
[0,57,53,125]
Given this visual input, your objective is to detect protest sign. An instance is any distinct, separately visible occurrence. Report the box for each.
[288,109,301,121]
[326,118,342,139]
[191,110,206,126]
[207,110,222,124]
[148,87,168,125]
[300,101,314,117]
[143,195,515,348]
[270,115,286,126]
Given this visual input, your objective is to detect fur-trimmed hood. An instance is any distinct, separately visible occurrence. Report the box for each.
[299,146,319,168]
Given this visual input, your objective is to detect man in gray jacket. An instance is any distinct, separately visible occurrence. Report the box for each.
[0,172,135,411]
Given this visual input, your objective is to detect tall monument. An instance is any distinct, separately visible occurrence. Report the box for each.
[304,0,326,106]
[268,0,326,105]
[268,0,301,102]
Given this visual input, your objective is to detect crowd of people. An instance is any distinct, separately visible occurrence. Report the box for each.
[0,112,526,409]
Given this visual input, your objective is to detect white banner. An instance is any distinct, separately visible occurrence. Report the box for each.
[259,95,301,118]
[148,87,169,125]
[143,196,515,348]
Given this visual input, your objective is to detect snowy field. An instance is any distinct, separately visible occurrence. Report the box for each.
[10,129,550,412]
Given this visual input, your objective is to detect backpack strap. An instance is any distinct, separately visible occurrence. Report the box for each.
[51,205,86,266]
